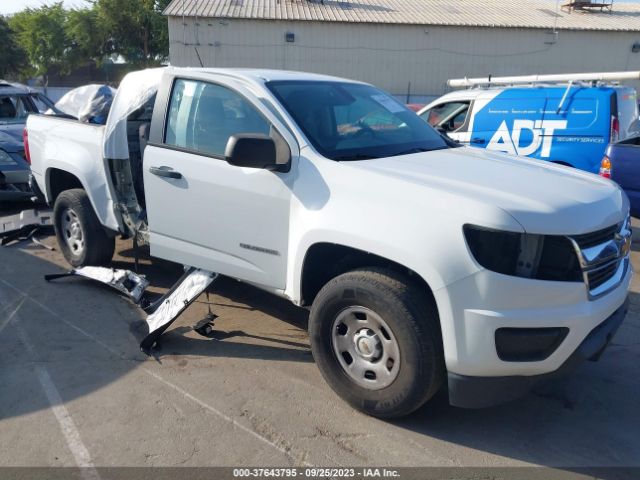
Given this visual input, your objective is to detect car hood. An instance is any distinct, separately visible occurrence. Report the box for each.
[352,147,627,235]
[0,124,25,153]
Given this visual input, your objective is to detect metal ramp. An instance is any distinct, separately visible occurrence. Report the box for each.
[45,265,219,355]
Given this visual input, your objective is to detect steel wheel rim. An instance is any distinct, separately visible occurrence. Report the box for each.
[61,208,85,256]
[331,306,401,390]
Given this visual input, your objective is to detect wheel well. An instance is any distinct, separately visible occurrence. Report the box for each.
[300,243,434,307]
[47,169,83,203]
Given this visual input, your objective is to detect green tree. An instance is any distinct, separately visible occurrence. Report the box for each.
[65,7,112,68]
[0,16,27,79]
[8,3,71,86]
[95,0,171,66]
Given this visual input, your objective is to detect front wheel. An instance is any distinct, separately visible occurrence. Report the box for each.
[53,188,115,267]
[309,268,444,418]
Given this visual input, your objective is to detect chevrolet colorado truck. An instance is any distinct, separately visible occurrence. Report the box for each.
[26,68,632,418]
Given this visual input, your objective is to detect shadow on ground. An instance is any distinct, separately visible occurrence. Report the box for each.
[1,236,639,471]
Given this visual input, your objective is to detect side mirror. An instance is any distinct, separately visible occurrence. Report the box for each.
[225,134,278,170]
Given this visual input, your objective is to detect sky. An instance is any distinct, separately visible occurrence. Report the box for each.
[1,0,88,15]
[2,0,640,15]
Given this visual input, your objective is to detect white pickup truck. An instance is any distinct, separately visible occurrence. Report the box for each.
[26,67,631,418]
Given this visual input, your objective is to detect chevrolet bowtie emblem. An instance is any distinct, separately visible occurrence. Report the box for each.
[616,232,632,257]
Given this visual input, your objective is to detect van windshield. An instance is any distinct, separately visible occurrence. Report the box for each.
[267,81,451,160]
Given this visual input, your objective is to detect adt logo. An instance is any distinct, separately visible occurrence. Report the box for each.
[487,120,567,157]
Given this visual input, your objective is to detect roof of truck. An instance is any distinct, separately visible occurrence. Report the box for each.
[168,67,364,84]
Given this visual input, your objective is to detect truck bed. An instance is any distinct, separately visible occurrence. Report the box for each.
[26,114,120,231]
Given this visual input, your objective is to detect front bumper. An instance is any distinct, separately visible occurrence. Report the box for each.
[0,169,33,202]
[434,261,631,378]
[448,297,628,408]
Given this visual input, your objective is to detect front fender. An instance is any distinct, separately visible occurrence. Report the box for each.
[286,228,467,306]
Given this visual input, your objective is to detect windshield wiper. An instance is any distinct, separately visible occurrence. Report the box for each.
[393,146,453,157]
[333,153,380,161]
[393,147,432,156]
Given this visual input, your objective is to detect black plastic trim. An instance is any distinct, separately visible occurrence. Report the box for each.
[495,327,569,362]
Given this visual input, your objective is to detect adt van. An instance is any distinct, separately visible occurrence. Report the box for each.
[418,72,639,173]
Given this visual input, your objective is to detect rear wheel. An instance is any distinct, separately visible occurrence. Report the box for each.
[309,267,444,418]
[53,189,115,267]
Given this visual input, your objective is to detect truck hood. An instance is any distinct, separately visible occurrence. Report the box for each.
[0,124,25,153]
[353,147,626,235]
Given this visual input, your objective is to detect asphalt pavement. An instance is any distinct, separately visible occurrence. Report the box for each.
[0,219,639,475]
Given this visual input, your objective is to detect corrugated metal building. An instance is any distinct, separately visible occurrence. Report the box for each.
[164,0,640,101]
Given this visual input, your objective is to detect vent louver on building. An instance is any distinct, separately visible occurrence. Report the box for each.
[561,1,614,14]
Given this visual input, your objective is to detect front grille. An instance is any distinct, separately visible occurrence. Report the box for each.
[567,219,629,298]
[587,261,619,290]
[572,224,618,249]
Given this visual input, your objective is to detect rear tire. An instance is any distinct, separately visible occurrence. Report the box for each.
[53,188,115,267]
[309,267,444,418]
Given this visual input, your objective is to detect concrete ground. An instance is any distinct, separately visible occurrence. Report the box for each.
[0,215,639,474]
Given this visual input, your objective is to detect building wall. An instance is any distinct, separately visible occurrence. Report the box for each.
[168,17,640,101]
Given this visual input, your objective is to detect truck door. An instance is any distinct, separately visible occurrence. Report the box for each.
[143,77,297,290]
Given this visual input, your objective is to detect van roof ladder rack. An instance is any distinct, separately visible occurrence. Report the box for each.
[448,71,640,88]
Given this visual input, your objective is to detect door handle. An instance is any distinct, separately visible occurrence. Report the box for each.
[149,166,182,179]
[471,138,486,145]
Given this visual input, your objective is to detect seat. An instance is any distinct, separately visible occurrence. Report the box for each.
[193,94,229,155]
[285,90,337,149]
[0,98,17,119]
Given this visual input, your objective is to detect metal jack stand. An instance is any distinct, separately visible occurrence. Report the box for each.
[193,290,219,338]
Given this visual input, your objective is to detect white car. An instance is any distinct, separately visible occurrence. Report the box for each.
[26,68,631,417]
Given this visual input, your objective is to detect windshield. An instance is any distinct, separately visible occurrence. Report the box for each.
[267,81,451,160]
[0,94,35,125]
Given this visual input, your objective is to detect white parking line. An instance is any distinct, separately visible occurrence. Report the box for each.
[0,287,100,480]
[0,296,26,336]
[0,278,309,466]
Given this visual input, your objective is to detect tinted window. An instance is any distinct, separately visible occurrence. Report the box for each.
[421,102,469,129]
[0,95,32,124]
[165,79,270,157]
[30,93,55,113]
[267,81,450,160]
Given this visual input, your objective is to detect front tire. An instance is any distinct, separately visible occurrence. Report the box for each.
[309,268,444,418]
[53,189,115,267]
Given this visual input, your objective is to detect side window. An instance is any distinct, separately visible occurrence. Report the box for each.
[0,95,31,121]
[165,79,271,157]
[30,93,55,113]
[421,102,470,131]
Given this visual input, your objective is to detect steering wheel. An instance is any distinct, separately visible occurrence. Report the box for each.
[352,124,381,140]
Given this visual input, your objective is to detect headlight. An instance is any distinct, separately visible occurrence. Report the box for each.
[463,225,582,281]
[0,149,18,166]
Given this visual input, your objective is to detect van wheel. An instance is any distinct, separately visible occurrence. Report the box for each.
[53,189,115,267]
[309,268,444,418]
